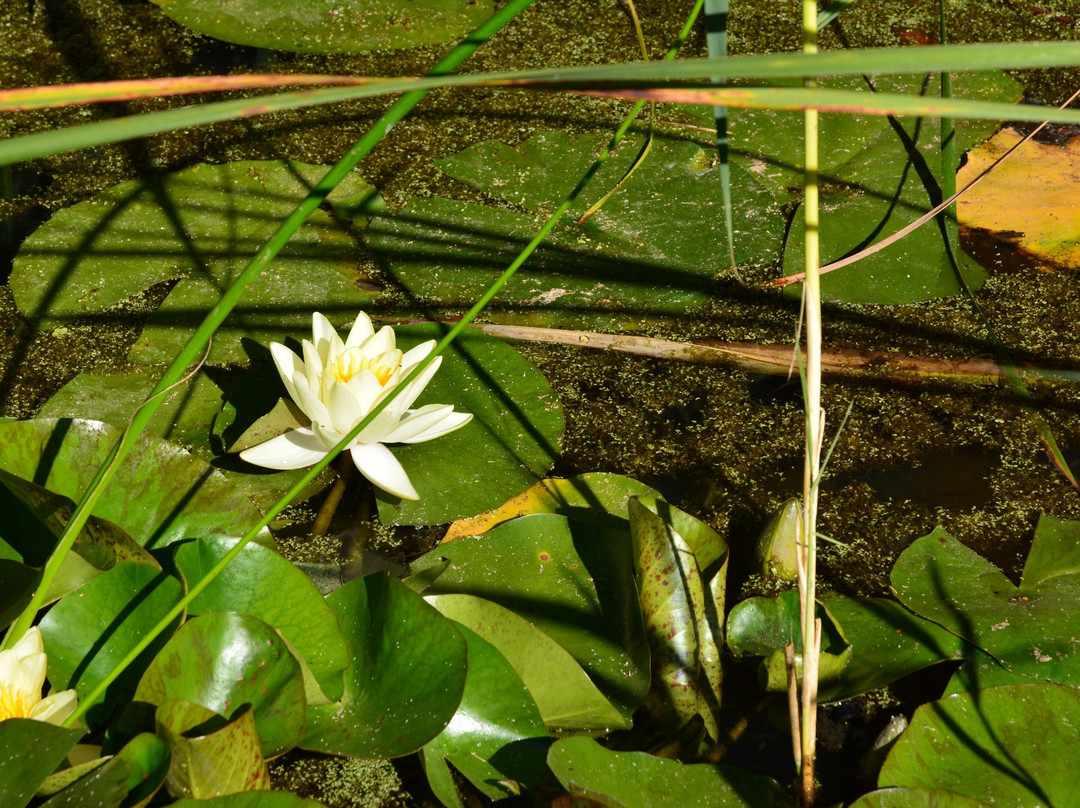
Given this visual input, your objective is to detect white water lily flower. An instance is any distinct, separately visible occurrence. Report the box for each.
[0,627,77,725]
[240,312,472,500]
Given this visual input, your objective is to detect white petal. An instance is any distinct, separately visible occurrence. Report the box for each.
[383,404,460,443]
[10,627,44,658]
[344,311,375,349]
[385,356,442,412]
[355,407,405,445]
[350,442,419,500]
[346,368,385,413]
[362,326,396,357]
[292,373,331,425]
[30,689,78,726]
[311,312,338,359]
[400,340,435,368]
[269,343,303,403]
[301,339,323,391]
[312,420,349,453]
[240,428,328,469]
[398,409,473,444]
[326,382,364,434]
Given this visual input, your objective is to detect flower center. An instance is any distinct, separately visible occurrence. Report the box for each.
[0,684,35,721]
[330,348,400,386]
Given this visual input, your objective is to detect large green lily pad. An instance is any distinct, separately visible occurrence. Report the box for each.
[136,612,306,759]
[421,623,549,806]
[173,535,348,703]
[150,0,493,53]
[11,160,380,360]
[879,684,1080,807]
[781,70,1020,304]
[368,131,784,327]
[412,512,650,723]
[547,737,792,808]
[0,419,270,549]
[891,518,1080,685]
[39,561,185,728]
[0,720,84,808]
[301,574,467,758]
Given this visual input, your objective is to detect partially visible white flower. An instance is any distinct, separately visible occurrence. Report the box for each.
[0,627,77,725]
[240,312,472,500]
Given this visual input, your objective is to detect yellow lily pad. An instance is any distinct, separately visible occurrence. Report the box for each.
[957,126,1080,269]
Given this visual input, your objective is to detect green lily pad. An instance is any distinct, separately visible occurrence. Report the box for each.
[674,75,892,201]
[891,519,1080,685]
[426,593,626,732]
[0,419,271,550]
[135,612,306,759]
[301,574,467,758]
[156,700,269,798]
[879,684,1080,807]
[421,624,550,807]
[0,719,84,808]
[0,469,159,610]
[782,70,1021,304]
[628,497,727,739]
[850,788,994,808]
[173,535,347,703]
[412,512,650,723]
[42,368,336,514]
[150,0,492,53]
[368,131,784,327]
[820,597,970,701]
[725,590,851,694]
[547,737,792,808]
[11,160,380,356]
[39,561,185,729]
[39,733,170,806]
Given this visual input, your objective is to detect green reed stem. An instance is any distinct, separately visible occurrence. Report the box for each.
[798,0,822,802]
[4,0,540,656]
[64,0,707,726]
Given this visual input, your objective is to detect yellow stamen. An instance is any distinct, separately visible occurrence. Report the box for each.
[0,684,35,721]
[330,348,400,386]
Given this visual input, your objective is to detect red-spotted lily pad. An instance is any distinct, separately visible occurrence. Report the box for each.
[628,496,727,739]
[156,700,270,798]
